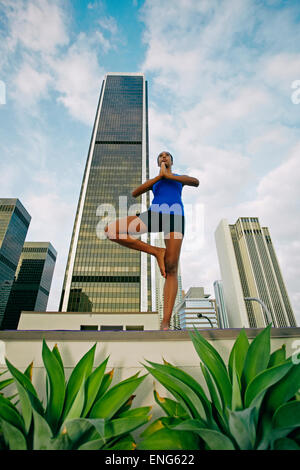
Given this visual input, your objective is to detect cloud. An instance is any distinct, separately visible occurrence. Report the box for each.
[2,0,69,55]
[46,33,104,124]
[98,15,118,36]
[12,58,52,108]
[1,0,110,124]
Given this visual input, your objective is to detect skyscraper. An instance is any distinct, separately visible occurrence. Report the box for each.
[0,198,31,328]
[213,280,229,329]
[59,73,152,314]
[215,218,297,328]
[2,242,57,329]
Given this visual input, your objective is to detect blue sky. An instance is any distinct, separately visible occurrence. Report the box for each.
[0,0,300,324]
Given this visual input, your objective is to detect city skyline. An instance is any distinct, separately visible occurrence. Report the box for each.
[1,1,299,324]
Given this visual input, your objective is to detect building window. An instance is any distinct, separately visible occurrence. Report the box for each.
[80,325,98,330]
[125,325,144,331]
[100,325,123,331]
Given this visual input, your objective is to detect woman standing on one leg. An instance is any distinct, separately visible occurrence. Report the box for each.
[104,151,199,330]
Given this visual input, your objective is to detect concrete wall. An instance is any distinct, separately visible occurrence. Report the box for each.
[18,311,160,331]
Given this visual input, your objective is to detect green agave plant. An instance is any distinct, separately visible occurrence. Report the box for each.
[0,340,151,450]
[138,324,300,450]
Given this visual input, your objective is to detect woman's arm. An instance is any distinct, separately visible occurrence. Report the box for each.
[132,174,162,198]
[166,173,199,187]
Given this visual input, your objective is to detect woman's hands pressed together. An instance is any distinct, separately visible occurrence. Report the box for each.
[159,161,168,178]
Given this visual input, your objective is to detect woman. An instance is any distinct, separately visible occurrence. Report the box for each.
[104,151,199,330]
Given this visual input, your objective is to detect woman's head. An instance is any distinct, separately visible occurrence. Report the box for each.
[157,151,173,168]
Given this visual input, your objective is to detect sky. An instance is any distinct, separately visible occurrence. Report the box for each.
[0,0,300,325]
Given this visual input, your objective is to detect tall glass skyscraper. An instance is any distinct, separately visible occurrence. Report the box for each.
[59,73,152,313]
[215,217,297,328]
[0,198,31,328]
[2,242,57,329]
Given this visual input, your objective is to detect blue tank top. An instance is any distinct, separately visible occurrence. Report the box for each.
[150,173,184,216]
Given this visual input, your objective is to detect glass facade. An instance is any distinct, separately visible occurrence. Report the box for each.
[230,218,297,327]
[0,199,31,328]
[2,242,57,329]
[59,74,152,313]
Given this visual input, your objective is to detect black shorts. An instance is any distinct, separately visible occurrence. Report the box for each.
[135,210,185,237]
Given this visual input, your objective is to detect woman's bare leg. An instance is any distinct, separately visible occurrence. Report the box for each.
[161,232,183,329]
[104,215,166,278]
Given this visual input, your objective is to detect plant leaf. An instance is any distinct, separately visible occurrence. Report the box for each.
[231,349,243,411]
[32,409,54,450]
[228,329,249,382]
[268,345,286,368]
[273,437,300,450]
[143,364,206,421]
[0,419,27,450]
[140,417,166,439]
[0,377,14,390]
[82,357,109,417]
[200,363,223,415]
[118,406,152,419]
[137,426,200,450]
[153,389,189,419]
[52,344,65,379]
[244,361,293,409]
[241,325,271,391]
[5,357,38,397]
[145,359,212,420]
[61,377,86,425]
[24,361,33,382]
[189,329,232,408]
[228,408,257,450]
[89,374,146,419]
[147,360,211,413]
[0,395,25,431]
[78,438,105,450]
[64,418,98,448]
[272,401,300,430]
[104,415,151,439]
[264,363,300,416]
[42,340,65,432]
[104,433,136,450]
[62,343,96,421]
[173,420,235,450]
[94,369,114,402]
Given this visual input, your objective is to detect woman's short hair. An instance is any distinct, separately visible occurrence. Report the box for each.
[157,151,173,164]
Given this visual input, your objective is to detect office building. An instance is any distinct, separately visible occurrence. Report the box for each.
[154,233,182,329]
[215,218,297,328]
[59,73,152,314]
[213,280,229,329]
[175,287,219,330]
[2,242,57,329]
[0,199,31,328]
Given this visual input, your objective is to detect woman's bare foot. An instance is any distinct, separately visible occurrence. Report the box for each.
[160,320,170,330]
[155,247,166,278]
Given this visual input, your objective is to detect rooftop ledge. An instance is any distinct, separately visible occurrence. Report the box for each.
[1,327,300,342]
